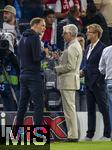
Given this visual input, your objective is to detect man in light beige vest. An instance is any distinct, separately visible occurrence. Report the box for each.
[55,24,82,142]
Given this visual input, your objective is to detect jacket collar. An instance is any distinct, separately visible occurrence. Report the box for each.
[68,38,77,47]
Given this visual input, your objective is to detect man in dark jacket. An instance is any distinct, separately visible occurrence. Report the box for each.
[15,17,47,127]
[81,24,111,141]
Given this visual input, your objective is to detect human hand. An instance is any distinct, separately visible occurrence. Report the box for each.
[80,70,84,77]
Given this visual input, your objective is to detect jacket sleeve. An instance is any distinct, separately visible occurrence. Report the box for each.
[55,47,79,75]
[99,49,106,75]
[31,34,44,62]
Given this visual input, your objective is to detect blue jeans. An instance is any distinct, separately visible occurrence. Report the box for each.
[106,80,112,132]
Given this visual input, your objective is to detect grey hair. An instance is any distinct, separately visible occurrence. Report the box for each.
[63,24,78,37]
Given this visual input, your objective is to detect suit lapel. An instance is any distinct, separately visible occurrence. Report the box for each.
[87,41,101,61]
[84,46,89,62]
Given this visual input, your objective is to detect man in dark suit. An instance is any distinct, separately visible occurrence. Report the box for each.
[16,17,46,126]
[81,23,111,141]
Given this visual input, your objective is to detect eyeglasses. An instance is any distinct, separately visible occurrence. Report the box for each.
[87,31,97,34]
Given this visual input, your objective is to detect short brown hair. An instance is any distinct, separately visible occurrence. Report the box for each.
[30,17,44,27]
[87,24,103,39]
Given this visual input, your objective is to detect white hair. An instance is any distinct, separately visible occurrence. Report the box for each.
[63,24,78,37]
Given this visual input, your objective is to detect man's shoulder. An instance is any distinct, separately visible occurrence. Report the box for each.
[70,39,82,49]
[95,40,106,49]
[103,45,112,54]
[22,29,39,37]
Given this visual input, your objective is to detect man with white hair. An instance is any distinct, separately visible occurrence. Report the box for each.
[55,24,82,142]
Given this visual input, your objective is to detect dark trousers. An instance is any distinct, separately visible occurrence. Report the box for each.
[86,82,111,138]
[75,91,87,111]
[16,74,43,125]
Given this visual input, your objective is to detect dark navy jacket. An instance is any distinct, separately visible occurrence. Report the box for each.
[83,41,106,89]
[17,29,45,76]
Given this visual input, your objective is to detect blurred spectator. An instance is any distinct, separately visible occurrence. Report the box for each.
[0,0,12,28]
[18,0,44,34]
[94,0,112,44]
[43,0,56,9]
[86,0,94,4]
[94,0,112,27]
[57,5,82,50]
[80,0,87,12]
[2,5,21,40]
[20,0,44,23]
[80,0,94,18]
[77,33,86,49]
[42,8,57,46]
[55,0,70,21]
[76,33,87,111]
[72,0,81,10]
[1,5,21,57]
[55,0,81,21]
[93,0,102,11]
[82,2,110,46]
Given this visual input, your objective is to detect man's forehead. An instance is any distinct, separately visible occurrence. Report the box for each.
[3,11,13,15]
[39,20,46,25]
